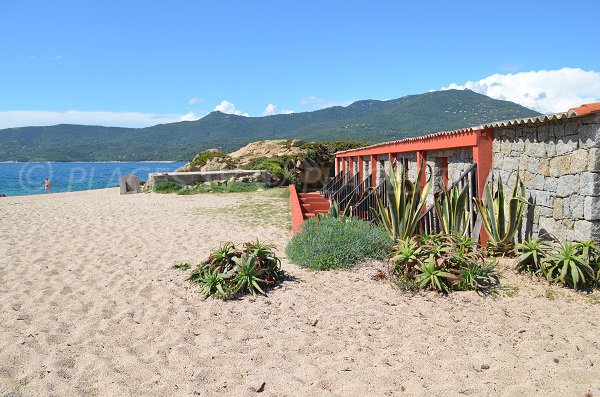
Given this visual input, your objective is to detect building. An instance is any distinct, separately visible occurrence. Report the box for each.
[291,102,600,242]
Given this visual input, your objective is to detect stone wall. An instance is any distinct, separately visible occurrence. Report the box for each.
[492,113,600,241]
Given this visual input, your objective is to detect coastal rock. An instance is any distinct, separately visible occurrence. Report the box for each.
[0,193,6,197]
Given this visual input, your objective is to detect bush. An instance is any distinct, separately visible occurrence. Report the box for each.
[182,241,285,299]
[177,181,267,195]
[516,239,600,289]
[153,181,183,193]
[389,234,499,293]
[189,150,236,169]
[286,216,393,270]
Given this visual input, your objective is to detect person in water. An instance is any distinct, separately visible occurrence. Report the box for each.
[44,178,51,193]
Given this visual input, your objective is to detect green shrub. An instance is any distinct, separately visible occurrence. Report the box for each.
[189,150,235,169]
[177,181,267,195]
[185,241,284,299]
[153,181,183,193]
[514,239,600,289]
[389,234,499,293]
[286,216,393,270]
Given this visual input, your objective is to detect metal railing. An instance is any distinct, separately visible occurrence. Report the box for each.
[352,180,387,222]
[417,163,478,235]
[330,172,359,205]
[339,173,372,210]
[321,171,348,198]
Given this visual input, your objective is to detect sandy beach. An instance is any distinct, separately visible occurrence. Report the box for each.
[1,188,599,396]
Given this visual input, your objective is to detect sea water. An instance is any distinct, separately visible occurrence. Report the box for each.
[0,162,185,196]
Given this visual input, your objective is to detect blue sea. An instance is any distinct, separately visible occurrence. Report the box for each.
[0,162,185,196]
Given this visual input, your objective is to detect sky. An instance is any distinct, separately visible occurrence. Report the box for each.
[0,0,599,129]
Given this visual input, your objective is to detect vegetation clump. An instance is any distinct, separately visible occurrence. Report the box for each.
[189,150,236,169]
[153,181,184,193]
[515,238,600,289]
[286,216,393,270]
[179,241,285,299]
[389,234,499,293]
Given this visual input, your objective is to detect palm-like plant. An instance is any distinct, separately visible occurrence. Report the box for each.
[576,240,600,282]
[472,175,526,254]
[189,265,229,298]
[457,261,499,291]
[544,241,594,289]
[373,164,432,241]
[416,255,456,293]
[233,255,266,295]
[515,237,550,275]
[434,183,470,236]
[389,238,422,276]
[208,241,237,270]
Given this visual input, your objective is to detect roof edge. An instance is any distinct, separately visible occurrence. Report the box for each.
[336,101,600,156]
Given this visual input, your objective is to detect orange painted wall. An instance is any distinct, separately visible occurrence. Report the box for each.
[289,184,304,235]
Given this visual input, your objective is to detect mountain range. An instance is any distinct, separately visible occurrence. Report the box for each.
[0,89,540,162]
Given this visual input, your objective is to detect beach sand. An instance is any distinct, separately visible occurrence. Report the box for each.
[1,188,599,396]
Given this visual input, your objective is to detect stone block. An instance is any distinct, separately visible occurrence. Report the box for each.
[564,121,580,136]
[538,159,550,176]
[544,177,558,193]
[566,220,600,242]
[578,123,600,149]
[537,125,550,141]
[556,175,579,197]
[532,174,546,190]
[533,190,553,208]
[526,158,539,174]
[526,142,547,158]
[501,156,518,172]
[569,149,589,174]
[570,194,584,219]
[493,152,504,167]
[512,139,525,153]
[538,217,557,239]
[545,142,556,157]
[553,197,564,219]
[553,123,565,138]
[580,172,600,196]
[584,196,600,221]
[500,140,512,155]
[555,139,579,156]
[549,155,571,177]
[119,174,140,195]
[588,148,600,172]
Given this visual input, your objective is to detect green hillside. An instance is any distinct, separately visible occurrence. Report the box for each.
[0,90,540,161]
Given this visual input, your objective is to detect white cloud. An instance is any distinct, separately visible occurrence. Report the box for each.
[262,103,295,116]
[441,67,600,113]
[187,96,202,105]
[213,100,249,117]
[299,96,354,110]
[179,111,200,122]
[0,110,195,129]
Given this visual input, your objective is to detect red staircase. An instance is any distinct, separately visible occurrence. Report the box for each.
[290,185,330,234]
[299,192,330,219]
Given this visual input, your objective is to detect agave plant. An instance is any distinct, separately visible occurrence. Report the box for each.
[373,164,432,241]
[416,255,456,293]
[189,265,229,298]
[434,183,470,236]
[576,240,600,282]
[208,241,238,271]
[244,240,285,282]
[456,261,499,291]
[515,237,550,275]
[233,255,266,295]
[472,175,526,254]
[389,238,422,276]
[323,199,352,221]
[544,241,594,289]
